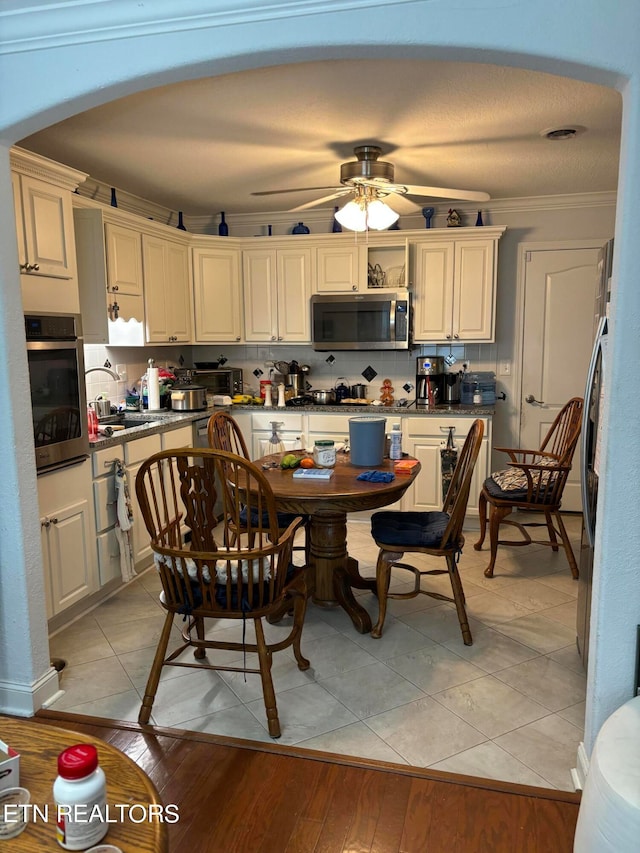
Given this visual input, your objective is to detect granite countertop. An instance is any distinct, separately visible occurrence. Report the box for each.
[89,404,495,451]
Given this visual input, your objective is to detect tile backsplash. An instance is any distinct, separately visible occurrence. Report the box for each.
[85,343,498,408]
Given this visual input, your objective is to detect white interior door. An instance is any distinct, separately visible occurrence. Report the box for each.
[520,247,600,511]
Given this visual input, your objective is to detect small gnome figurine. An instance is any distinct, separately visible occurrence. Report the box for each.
[380,378,395,406]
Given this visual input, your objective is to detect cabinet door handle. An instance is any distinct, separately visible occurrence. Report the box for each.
[235,336,241,341]
[51,517,58,525]
[453,333,459,340]
[112,285,119,292]
[32,263,40,271]
[271,335,277,341]
[41,518,50,528]
[446,334,452,340]
[277,336,283,341]
[352,284,358,291]
[525,394,545,405]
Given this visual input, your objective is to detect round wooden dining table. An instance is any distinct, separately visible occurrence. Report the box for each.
[254,450,421,633]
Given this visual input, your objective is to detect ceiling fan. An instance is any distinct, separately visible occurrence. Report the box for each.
[251,145,490,216]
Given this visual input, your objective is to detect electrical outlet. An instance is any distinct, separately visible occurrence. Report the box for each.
[116,363,127,381]
[499,361,511,376]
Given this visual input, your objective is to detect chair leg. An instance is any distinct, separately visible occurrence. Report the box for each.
[484,504,511,578]
[474,489,488,550]
[371,550,392,639]
[193,615,206,659]
[290,590,310,671]
[139,611,175,724]
[254,618,281,738]
[544,509,560,551]
[553,511,580,579]
[448,554,473,645]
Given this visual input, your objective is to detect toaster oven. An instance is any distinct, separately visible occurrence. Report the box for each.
[190,367,243,396]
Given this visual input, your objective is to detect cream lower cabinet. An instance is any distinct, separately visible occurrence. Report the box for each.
[412,230,504,343]
[192,244,243,342]
[38,459,97,619]
[92,445,127,588]
[124,433,162,569]
[243,247,312,343]
[142,234,191,343]
[402,416,491,517]
[249,412,305,458]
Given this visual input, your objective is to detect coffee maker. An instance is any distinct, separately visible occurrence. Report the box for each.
[416,356,445,408]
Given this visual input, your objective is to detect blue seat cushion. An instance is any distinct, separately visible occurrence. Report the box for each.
[371,511,450,549]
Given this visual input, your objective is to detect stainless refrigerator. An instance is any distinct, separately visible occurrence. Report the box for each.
[576,239,613,669]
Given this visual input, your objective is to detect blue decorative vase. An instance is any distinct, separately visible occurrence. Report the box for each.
[176,211,187,231]
[218,211,229,236]
[332,206,342,233]
[422,207,435,229]
[292,221,310,234]
[110,188,118,208]
[475,210,484,226]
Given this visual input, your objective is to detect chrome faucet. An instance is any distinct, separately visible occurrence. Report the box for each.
[84,367,121,381]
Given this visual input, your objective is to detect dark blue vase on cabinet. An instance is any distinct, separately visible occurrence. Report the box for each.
[218,211,229,236]
[332,206,342,232]
[110,188,118,208]
[176,211,187,231]
[292,221,310,234]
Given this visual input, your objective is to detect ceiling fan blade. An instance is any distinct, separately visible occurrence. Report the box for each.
[251,186,341,197]
[288,189,352,212]
[403,184,490,202]
[384,194,421,215]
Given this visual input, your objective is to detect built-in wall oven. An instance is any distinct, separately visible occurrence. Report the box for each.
[25,312,90,473]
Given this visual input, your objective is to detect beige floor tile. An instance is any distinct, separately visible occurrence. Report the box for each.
[534,572,579,598]
[182,705,275,743]
[245,682,358,745]
[399,603,486,645]
[429,740,550,787]
[386,642,485,695]
[100,611,177,656]
[494,656,586,712]
[143,667,242,727]
[494,714,583,791]
[538,601,580,628]
[442,627,539,674]
[298,721,408,764]
[49,620,114,667]
[463,591,535,625]
[62,689,142,723]
[548,644,586,675]
[350,613,444,660]
[491,612,576,654]
[219,653,315,703]
[319,661,426,718]
[557,701,586,730]
[302,632,380,680]
[494,579,575,613]
[458,562,521,593]
[434,674,549,738]
[52,656,134,710]
[365,696,487,767]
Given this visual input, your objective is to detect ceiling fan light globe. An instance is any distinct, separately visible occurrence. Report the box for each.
[367,199,400,230]
[334,200,368,232]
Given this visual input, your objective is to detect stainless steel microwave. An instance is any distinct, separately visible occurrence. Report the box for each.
[310,291,410,351]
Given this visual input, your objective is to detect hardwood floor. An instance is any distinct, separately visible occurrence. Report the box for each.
[32,709,580,852]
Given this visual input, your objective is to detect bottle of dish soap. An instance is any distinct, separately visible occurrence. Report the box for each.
[389,423,403,460]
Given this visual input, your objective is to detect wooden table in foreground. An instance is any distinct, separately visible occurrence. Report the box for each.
[1,716,168,852]
[255,451,421,633]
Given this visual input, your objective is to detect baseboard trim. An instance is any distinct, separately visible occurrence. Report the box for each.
[572,741,590,790]
[0,666,59,716]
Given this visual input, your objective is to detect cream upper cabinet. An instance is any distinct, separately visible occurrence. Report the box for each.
[315,244,360,292]
[142,234,191,343]
[412,230,503,343]
[105,222,143,297]
[192,244,243,342]
[11,148,87,314]
[243,247,311,342]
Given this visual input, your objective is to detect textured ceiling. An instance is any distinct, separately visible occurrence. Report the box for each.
[19,59,622,217]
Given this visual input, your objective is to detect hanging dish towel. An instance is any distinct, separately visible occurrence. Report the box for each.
[114,460,136,582]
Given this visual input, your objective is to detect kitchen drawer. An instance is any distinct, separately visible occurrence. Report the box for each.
[97,527,121,586]
[251,412,303,431]
[93,474,117,533]
[405,416,478,438]
[124,433,162,465]
[161,425,194,450]
[307,414,353,433]
[92,444,126,478]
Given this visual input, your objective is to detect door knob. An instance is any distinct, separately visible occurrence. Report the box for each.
[525,394,544,405]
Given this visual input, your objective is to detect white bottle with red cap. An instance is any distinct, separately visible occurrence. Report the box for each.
[53,743,108,850]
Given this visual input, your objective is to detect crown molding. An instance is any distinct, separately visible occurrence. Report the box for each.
[10,146,88,191]
[0,0,413,55]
